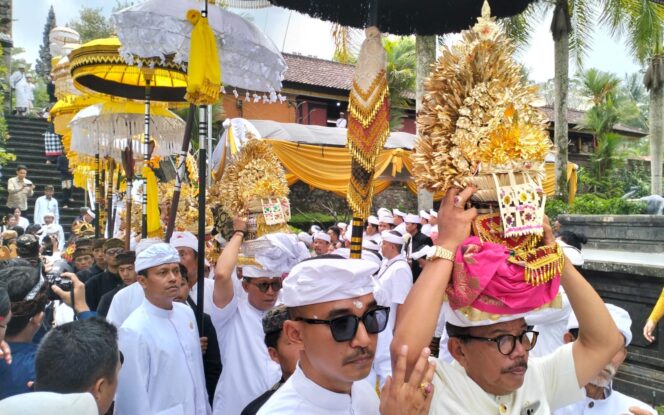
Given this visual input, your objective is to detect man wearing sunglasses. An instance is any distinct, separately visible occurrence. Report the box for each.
[392,187,624,414]
[84,238,126,311]
[258,257,434,414]
[210,220,309,415]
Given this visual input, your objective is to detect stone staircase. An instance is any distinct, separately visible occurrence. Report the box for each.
[2,114,87,236]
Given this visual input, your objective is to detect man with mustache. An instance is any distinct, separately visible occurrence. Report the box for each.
[393,187,624,414]
[258,256,436,414]
[554,304,656,415]
[114,243,211,414]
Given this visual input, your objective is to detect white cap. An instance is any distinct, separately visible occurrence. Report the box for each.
[337,222,348,230]
[135,238,164,255]
[392,209,407,218]
[309,225,321,234]
[367,215,380,226]
[404,213,420,224]
[135,243,180,272]
[313,232,331,243]
[86,209,96,219]
[412,245,431,260]
[282,258,377,307]
[0,392,97,415]
[253,233,311,276]
[362,238,380,251]
[242,266,276,278]
[381,230,406,245]
[419,210,431,220]
[429,209,438,217]
[43,212,55,218]
[170,231,198,253]
[567,303,632,346]
[557,240,583,266]
[378,215,394,225]
[297,232,313,247]
[377,207,391,217]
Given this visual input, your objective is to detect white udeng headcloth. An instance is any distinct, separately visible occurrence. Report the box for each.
[282,258,377,307]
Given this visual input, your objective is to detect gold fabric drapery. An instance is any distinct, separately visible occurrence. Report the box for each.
[266,139,573,203]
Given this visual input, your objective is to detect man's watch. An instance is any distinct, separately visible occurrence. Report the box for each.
[426,245,455,262]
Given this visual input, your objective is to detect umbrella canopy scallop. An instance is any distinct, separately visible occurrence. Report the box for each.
[69,37,188,103]
[69,101,185,161]
[113,0,287,93]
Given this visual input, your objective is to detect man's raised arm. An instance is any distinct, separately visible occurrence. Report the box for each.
[391,187,477,377]
[213,216,247,309]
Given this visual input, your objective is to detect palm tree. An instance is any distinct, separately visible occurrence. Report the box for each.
[602,0,664,194]
[383,36,416,131]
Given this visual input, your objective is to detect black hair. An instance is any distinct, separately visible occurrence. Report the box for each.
[16,234,39,257]
[25,224,42,236]
[327,226,341,239]
[16,165,27,172]
[0,286,10,319]
[179,263,189,281]
[44,185,54,191]
[264,330,281,350]
[0,266,47,336]
[567,328,579,339]
[35,318,119,393]
[559,231,588,250]
[7,225,24,237]
[446,322,471,341]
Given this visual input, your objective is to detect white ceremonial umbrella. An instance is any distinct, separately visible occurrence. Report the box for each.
[69,101,185,162]
[113,0,287,94]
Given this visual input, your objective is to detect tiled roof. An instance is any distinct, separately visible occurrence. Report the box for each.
[536,105,647,138]
[283,53,415,100]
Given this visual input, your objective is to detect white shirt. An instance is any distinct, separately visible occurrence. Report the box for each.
[106,279,215,327]
[527,291,571,358]
[430,343,585,414]
[257,365,380,415]
[34,195,59,224]
[39,223,65,250]
[115,299,211,415]
[373,254,413,332]
[554,388,657,415]
[422,223,433,237]
[210,283,281,415]
[17,217,29,230]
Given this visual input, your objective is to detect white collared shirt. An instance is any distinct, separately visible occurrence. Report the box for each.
[554,388,656,415]
[258,365,380,414]
[373,254,413,332]
[34,195,59,224]
[430,343,585,414]
[115,299,211,415]
[107,278,215,327]
[210,281,281,415]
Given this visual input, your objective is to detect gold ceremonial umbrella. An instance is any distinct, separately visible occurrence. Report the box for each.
[69,37,188,238]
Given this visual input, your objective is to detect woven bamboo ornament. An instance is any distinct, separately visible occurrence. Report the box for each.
[346,26,390,219]
[412,1,550,205]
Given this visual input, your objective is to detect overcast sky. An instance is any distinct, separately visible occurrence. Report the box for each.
[12,1,642,83]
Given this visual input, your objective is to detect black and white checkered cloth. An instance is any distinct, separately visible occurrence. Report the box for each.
[43,131,63,156]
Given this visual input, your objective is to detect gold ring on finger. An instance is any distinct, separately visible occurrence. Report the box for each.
[419,382,433,396]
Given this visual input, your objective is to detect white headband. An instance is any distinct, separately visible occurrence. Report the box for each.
[381,230,406,245]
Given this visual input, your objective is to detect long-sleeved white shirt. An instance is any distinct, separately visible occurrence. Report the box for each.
[34,195,59,224]
[115,299,211,415]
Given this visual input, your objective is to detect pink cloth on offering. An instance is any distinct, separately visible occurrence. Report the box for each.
[446,236,560,316]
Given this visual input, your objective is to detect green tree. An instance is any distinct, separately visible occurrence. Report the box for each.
[35,5,56,80]
[68,7,113,43]
[603,0,664,195]
[383,36,415,131]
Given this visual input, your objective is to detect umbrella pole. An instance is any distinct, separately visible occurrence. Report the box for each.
[165,104,196,242]
[196,105,207,333]
[350,216,365,258]
[106,159,115,238]
[142,75,153,239]
[125,180,132,250]
[95,152,101,238]
[109,168,120,239]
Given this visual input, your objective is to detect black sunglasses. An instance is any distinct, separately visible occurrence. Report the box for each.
[296,306,390,342]
[455,329,539,356]
[244,279,282,293]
